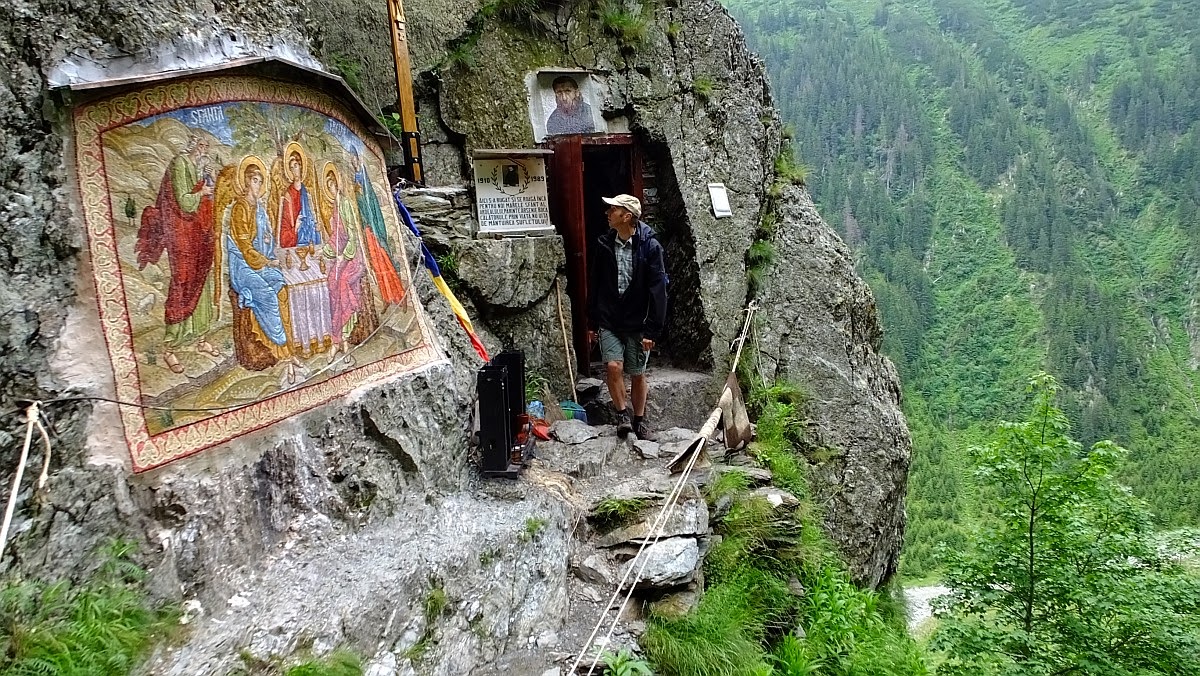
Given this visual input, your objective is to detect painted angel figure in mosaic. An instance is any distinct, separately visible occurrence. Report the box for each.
[350,149,406,306]
[215,156,306,384]
[273,141,323,249]
[319,161,377,366]
[269,142,334,358]
[135,133,223,375]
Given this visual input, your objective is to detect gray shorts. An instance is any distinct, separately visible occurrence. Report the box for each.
[599,328,649,375]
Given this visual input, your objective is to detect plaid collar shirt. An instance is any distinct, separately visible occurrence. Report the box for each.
[615,234,634,295]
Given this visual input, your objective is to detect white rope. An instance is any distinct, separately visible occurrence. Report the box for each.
[569,303,760,674]
[583,412,716,675]
[568,450,696,673]
[0,402,41,561]
[35,411,52,491]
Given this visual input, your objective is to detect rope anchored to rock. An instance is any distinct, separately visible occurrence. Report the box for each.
[0,402,53,562]
[569,302,759,674]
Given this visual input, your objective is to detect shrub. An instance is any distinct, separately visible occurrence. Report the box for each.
[933,374,1200,676]
[327,53,364,96]
[601,648,654,675]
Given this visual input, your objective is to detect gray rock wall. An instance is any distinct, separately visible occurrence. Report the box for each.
[415,1,909,585]
[401,187,577,396]
[0,11,495,652]
[756,186,911,587]
[429,1,781,371]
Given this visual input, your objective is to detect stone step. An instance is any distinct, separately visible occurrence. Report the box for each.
[574,367,716,431]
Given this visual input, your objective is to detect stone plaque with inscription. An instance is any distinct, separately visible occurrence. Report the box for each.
[473,154,554,236]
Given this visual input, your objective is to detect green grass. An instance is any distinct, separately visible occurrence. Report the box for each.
[590,496,652,532]
[706,469,752,506]
[692,76,717,102]
[424,587,448,625]
[643,382,926,675]
[598,0,649,47]
[522,516,548,542]
[284,648,363,676]
[402,585,450,663]
[746,240,777,298]
[0,540,179,676]
[773,148,809,186]
[524,370,548,407]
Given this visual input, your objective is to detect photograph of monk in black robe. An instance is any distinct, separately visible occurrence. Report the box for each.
[545,76,596,135]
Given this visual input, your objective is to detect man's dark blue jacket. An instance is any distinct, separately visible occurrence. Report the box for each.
[588,221,668,341]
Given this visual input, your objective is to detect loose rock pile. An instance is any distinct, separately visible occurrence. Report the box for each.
[519,413,798,674]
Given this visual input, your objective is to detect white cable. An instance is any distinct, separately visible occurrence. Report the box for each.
[34,412,52,492]
[584,423,712,675]
[568,453,696,673]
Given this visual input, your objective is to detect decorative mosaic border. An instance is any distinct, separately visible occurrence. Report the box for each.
[72,74,445,472]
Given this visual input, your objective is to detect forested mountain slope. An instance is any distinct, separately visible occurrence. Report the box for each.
[725,0,1200,577]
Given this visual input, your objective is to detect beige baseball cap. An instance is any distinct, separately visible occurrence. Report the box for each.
[602,193,642,218]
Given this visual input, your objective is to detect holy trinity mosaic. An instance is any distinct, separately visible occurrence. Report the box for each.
[73,74,442,471]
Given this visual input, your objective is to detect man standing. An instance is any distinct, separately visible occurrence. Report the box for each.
[136,134,221,374]
[545,76,596,136]
[588,194,668,440]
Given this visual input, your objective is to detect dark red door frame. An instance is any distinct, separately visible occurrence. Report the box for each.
[547,136,589,370]
[548,133,645,371]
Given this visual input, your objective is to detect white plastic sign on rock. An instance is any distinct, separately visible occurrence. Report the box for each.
[708,183,733,218]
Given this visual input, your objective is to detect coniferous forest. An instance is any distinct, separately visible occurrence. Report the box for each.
[724,0,1200,579]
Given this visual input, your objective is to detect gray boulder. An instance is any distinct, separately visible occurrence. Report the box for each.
[550,419,600,445]
[573,553,615,586]
[620,538,699,589]
[595,498,708,547]
[633,440,661,459]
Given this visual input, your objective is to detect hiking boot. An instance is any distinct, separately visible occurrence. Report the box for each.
[615,409,633,438]
[633,419,658,442]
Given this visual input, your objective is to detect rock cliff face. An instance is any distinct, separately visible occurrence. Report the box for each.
[0,0,910,669]
[425,0,780,371]
[756,186,912,588]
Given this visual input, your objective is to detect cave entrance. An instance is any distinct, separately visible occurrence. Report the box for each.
[547,134,647,373]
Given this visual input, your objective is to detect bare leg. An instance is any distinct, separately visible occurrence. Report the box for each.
[606,361,627,412]
[631,373,648,417]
